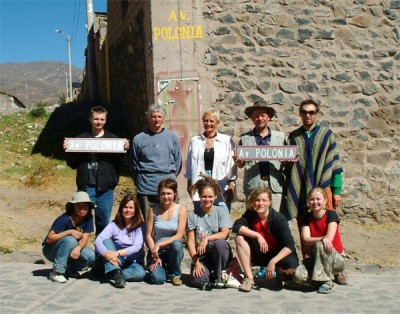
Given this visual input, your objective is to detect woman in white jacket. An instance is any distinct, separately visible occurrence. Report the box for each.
[185,108,237,211]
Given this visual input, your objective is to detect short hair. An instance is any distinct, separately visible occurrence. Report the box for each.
[90,106,108,117]
[146,104,165,117]
[299,99,319,113]
[247,187,272,210]
[307,187,327,200]
[114,194,143,230]
[202,107,220,124]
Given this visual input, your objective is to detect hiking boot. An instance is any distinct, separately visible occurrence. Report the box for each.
[109,269,126,288]
[334,272,348,285]
[49,269,67,283]
[171,277,182,286]
[239,278,254,292]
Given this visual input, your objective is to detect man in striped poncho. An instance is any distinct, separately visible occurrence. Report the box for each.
[282,99,343,227]
[282,99,347,286]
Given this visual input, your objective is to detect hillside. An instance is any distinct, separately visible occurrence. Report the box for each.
[0,61,82,107]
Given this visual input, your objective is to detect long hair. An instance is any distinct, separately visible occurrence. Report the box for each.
[157,178,179,202]
[190,173,224,202]
[114,194,143,230]
[247,187,272,210]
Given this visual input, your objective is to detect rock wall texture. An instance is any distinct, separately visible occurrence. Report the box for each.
[199,0,400,223]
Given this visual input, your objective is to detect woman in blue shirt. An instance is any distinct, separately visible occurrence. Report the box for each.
[146,178,188,286]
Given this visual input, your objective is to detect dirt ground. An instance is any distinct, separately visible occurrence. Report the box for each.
[0,183,399,271]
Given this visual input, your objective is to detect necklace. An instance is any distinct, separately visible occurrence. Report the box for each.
[204,132,217,138]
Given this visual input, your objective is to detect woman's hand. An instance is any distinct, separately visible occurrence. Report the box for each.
[233,155,244,168]
[103,250,121,266]
[197,238,209,256]
[265,261,276,279]
[322,237,333,253]
[70,246,81,260]
[151,244,160,260]
[257,234,269,253]
[70,230,83,240]
[192,261,205,278]
[149,259,162,272]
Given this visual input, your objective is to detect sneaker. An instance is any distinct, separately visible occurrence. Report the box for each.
[49,269,67,283]
[171,277,182,286]
[238,278,254,292]
[317,280,334,294]
[212,280,226,289]
[110,270,126,288]
[334,272,348,285]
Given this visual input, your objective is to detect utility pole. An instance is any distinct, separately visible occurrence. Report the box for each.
[86,0,98,103]
[55,29,73,102]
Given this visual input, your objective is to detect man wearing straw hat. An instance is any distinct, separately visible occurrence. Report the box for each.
[235,101,286,211]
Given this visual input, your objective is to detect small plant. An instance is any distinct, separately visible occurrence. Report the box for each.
[29,102,49,118]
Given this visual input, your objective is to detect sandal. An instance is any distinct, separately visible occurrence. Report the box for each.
[317,280,334,294]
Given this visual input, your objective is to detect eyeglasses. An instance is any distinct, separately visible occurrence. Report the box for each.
[300,110,317,116]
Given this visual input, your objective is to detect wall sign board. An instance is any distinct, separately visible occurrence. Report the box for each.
[65,138,127,153]
[236,146,298,161]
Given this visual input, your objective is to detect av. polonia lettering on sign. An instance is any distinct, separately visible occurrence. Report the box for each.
[236,146,298,161]
[66,138,126,153]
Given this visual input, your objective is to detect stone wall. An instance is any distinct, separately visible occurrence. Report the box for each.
[199,0,400,223]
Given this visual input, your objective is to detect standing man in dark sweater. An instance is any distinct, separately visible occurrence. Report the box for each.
[131,104,182,221]
[64,106,129,236]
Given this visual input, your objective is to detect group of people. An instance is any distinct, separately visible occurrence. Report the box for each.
[42,99,347,294]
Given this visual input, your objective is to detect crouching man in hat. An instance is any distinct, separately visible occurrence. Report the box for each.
[234,101,286,211]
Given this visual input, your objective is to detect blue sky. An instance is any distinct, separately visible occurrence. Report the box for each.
[0,0,107,69]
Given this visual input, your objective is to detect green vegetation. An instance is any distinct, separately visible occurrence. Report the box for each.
[0,110,74,189]
[0,109,135,193]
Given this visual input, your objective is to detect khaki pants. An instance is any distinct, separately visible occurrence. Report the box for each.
[294,241,346,284]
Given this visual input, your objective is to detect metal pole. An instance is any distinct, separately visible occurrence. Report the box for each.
[65,72,69,101]
[55,29,73,102]
[66,34,73,101]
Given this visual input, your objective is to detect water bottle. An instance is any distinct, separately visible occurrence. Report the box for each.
[257,267,276,278]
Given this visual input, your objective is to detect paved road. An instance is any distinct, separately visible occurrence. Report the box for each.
[0,257,399,314]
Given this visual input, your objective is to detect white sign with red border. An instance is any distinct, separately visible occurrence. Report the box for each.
[66,138,127,153]
[236,145,298,161]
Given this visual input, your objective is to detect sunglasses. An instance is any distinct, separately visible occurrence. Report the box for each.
[300,110,317,116]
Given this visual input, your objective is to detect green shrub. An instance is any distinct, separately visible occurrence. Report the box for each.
[29,107,46,118]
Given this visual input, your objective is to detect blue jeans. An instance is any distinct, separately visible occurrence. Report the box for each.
[42,236,95,274]
[101,239,146,282]
[85,186,114,236]
[147,240,183,284]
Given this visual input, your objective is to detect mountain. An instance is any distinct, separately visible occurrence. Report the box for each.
[0,61,83,107]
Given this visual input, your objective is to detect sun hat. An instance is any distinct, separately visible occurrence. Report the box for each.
[66,191,96,211]
[244,101,276,119]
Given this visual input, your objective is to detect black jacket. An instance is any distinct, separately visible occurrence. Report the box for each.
[66,130,124,192]
[232,208,296,253]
